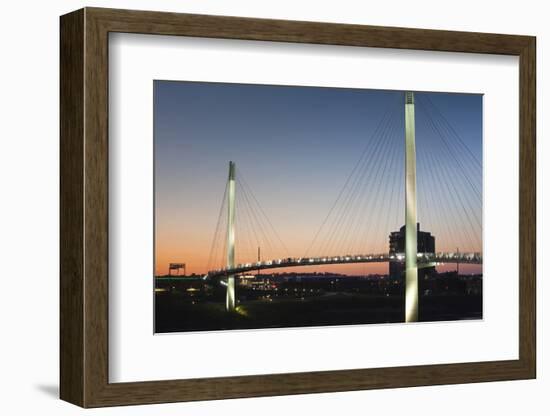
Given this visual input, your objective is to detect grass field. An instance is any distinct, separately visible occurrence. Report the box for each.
[155,291,482,333]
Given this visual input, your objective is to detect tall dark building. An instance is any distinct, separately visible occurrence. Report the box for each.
[389,223,435,280]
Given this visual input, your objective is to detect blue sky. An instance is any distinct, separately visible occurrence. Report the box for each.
[154,81,482,275]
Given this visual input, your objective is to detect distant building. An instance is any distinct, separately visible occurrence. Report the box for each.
[389,223,435,280]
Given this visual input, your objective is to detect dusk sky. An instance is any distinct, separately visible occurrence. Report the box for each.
[154,81,482,276]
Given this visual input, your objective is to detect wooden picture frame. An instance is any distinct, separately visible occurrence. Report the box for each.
[60,7,536,408]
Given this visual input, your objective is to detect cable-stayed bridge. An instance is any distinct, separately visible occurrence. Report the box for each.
[197,91,482,322]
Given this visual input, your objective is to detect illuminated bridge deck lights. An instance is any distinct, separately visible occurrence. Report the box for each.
[204,252,482,279]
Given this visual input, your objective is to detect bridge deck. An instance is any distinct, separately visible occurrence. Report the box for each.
[205,253,482,279]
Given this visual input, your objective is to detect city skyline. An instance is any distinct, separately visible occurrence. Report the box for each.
[154,81,482,276]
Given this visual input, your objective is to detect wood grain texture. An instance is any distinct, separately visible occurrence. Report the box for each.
[59,7,537,408]
[518,38,536,375]
[59,8,84,407]
[83,10,110,406]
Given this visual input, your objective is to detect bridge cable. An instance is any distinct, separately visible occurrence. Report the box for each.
[417,96,482,202]
[314,99,401,257]
[420,103,482,231]
[421,120,481,251]
[330,100,402,256]
[237,176,277,259]
[422,94,482,170]
[303,99,398,257]
[351,101,402,254]
[206,180,229,273]
[328,111,395,255]
[239,172,291,257]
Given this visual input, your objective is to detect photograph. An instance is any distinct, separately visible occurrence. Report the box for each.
[153,81,483,333]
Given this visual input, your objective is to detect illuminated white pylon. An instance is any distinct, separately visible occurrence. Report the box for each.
[226,161,236,311]
[405,92,419,323]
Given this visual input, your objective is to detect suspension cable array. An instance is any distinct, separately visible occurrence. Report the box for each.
[205,166,291,273]
[205,92,482,274]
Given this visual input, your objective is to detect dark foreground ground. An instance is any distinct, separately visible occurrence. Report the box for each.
[155,291,482,333]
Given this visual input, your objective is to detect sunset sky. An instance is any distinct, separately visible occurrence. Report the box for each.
[154,81,482,276]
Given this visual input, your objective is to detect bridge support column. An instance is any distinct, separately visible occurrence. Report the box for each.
[226,161,236,311]
[405,92,419,323]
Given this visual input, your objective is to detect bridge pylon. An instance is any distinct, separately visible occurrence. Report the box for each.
[405,91,419,323]
[226,161,237,311]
